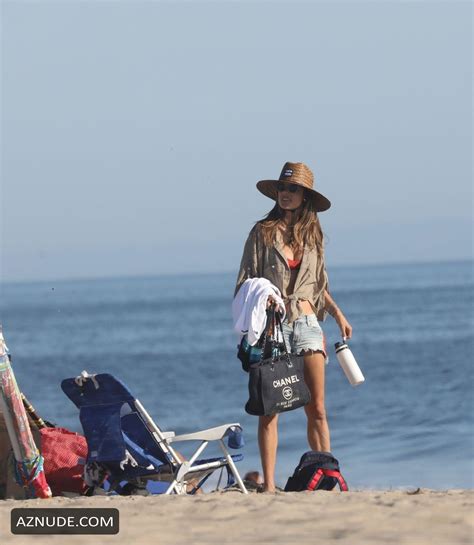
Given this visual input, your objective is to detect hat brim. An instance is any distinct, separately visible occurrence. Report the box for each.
[256,179,331,212]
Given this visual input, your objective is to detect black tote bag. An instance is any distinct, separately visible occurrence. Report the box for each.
[245,309,311,416]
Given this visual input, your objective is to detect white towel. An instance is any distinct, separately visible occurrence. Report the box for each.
[232,278,286,346]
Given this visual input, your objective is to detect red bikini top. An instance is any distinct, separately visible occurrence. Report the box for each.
[287,258,302,270]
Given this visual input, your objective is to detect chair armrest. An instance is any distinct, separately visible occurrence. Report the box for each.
[168,423,242,443]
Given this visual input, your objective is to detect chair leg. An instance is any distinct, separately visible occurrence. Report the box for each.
[166,440,248,495]
[218,440,248,494]
[165,479,186,495]
[165,481,176,494]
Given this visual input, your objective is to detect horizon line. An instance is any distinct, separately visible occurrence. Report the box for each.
[1,257,472,287]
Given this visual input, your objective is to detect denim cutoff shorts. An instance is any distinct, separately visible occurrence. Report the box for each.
[281,314,328,364]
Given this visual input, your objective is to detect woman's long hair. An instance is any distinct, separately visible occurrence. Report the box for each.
[257,190,324,255]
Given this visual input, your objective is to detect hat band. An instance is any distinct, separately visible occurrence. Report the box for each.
[277,176,313,190]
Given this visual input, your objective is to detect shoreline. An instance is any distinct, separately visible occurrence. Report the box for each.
[1,488,472,545]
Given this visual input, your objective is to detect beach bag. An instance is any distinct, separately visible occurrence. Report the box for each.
[40,427,88,496]
[237,306,277,372]
[245,309,310,416]
[284,451,349,492]
[237,335,264,373]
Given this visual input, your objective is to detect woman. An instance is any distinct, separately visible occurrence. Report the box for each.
[235,162,352,493]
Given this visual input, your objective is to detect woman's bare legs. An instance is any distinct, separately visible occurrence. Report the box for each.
[257,352,327,491]
[258,414,279,492]
[303,352,330,452]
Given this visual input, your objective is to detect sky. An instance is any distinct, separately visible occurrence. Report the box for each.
[1,0,472,282]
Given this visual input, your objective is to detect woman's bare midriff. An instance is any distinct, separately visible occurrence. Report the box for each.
[284,300,313,315]
[285,268,314,315]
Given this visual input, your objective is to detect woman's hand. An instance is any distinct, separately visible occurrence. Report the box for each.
[334,311,353,340]
[267,295,282,313]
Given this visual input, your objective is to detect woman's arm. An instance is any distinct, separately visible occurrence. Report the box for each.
[324,289,353,340]
[234,225,260,297]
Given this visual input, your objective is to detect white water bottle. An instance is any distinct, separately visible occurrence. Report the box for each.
[335,341,365,386]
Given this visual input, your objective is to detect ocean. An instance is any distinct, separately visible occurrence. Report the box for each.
[1,260,473,490]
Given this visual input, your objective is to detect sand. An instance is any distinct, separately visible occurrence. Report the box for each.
[0,488,472,545]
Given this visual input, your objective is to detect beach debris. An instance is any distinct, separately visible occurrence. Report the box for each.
[0,326,52,499]
[407,487,422,495]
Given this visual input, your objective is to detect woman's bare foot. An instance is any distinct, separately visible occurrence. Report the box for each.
[260,483,276,494]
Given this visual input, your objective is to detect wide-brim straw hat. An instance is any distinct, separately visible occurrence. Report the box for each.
[256,162,331,212]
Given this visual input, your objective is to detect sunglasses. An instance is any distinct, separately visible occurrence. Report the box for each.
[277,182,300,193]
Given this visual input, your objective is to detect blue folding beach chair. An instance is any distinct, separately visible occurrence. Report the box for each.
[61,371,248,495]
